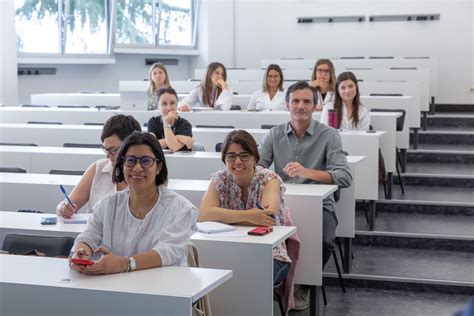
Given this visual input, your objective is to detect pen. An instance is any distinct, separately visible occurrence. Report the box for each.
[59,185,74,207]
[256,203,275,219]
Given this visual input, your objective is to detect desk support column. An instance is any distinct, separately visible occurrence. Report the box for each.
[368,200,376,231]
[430,97,435,115]
[343,238,353,274]
[309,285,321,316]
[412,128,419,150]
[400,149,407,173]
[422,111,428,131]
[386,173,393,200]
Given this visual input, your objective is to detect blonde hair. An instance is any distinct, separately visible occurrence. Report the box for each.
[262,64,284,92]
[148,63,171,93]
[310,59,336,92]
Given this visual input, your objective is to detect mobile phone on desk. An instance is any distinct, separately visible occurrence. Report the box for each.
[71,258,95,266]
[248,227,273,236]
[40,217,58,225]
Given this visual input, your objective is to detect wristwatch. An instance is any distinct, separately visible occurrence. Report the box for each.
[164,124,172,129]
[127,256,137,272]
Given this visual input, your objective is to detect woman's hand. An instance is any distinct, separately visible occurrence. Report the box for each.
[217,79,228,90]
[163,110,178,126]
[177,103,190,112]
[69,247,92,273]
[79,246,128,275]
[245,209,275,227]
[57,200,78,219]
[311,79,328,90]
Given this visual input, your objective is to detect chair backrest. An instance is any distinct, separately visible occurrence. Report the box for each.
[2,234,74,257]
[215,142,223,152]
[27,121,63,125]
[370,108,406,131]
[195,125,235,129]
[20,104,49,108]
[0,167,27,173]
[0,142,38,147]
[369,93,403,97]
[17,209,43,213]
[230,105,241,111]
[83,122,105,126]
[261,124,276,129]
[192,143,206,152]
[96,105,120,110]
[63,143,102,148]
[49,169,84,176]
[57,105,90,108]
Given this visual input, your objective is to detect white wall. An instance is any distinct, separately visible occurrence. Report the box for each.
[0,0,19,106]
[232,0,474,105]
[18,54,191,104]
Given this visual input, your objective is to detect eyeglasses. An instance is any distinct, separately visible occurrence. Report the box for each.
[316,68,330,74]
[101,145,120,156]
[122,155,160,169]
[224,152,252,162]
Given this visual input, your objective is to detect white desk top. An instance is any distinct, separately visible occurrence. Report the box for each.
[0,254,232,303]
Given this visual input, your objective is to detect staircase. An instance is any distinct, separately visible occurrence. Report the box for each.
[314,112,474,316]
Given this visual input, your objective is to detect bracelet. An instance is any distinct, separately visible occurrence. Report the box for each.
[164,124,172,129]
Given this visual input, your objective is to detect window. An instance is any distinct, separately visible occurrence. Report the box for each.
[115,0,197,48]
[15,0,112,56]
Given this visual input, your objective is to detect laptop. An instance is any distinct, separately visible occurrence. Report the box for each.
[120,91,148,111]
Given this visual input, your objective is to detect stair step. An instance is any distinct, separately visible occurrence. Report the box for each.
[395,173,474,188]
[406,149,474,163]
[377,185,474,206]
[357,200,474,216]
[355,212,474,240]
[427,115,474,128]
[403,162,474,176]
[411,130,474,146]
[310,285,469,316]
[324,245,474,291]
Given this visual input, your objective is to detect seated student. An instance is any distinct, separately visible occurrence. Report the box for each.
[69,132,199,274]
[199,129,291,286]
[147,87,193,152]
[321,71,370,131]
[147,63,171,111]
[248,64,287,111]
[310,59,336,111]
[178,62,233,111]
[56,115,141,218]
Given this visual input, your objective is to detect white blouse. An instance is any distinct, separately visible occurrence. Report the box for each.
[180,84,233,111]
[75,186,199,267]
[321,103,371,131]
[79,158,116,213]
[247,89,287,111]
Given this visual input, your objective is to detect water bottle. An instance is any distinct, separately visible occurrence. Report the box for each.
[328,109,338,128]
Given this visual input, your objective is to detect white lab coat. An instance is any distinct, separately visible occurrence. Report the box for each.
[317,90,335,109]
[321,103,371,131]
[180,84,233,111]
[247,89,287,111]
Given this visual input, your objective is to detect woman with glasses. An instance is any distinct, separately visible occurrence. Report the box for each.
[69,131,198,274]
[56,115,141,218]
[310,59,336,111]
[247,64,287,111]
[199,130,291,286]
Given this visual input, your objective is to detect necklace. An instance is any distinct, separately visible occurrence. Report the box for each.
[132,190,159,219]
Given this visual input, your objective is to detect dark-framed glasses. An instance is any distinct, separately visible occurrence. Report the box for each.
[224,152,252,162]
[316,68,330,74]
[101,145,120,156]
[122,155,160,169]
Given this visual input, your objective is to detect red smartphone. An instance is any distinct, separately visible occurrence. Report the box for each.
[248,227,273,236]
[71,258,95,266]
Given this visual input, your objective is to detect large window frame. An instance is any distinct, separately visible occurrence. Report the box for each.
[15,0,114,59]
[114,0,199,50]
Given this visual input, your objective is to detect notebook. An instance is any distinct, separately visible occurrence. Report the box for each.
[63,214,88,224]
[197,221,237,234]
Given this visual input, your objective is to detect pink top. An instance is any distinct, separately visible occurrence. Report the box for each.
[212,166,291,263]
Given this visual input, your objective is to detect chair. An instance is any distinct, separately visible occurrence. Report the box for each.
[192,143,206,152]
[63,143,102,149]
[229,105,241,111]
[27,121,63,125]
[195,125,235,129]
[261,124,276,129]
[83,122,105,126]
[370,108,406,195]
[215,142,222,152]
[0,167,27,173]
[187,243,212,316]
[49,169,84,176]
[20,104,49,108]
[369,93,403,97]
[2,234,74,257]
[273,281,286,315]
[0,142,38,147]
[17,209,43,213]
[95,105,120,110]
[57,105,90,108]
